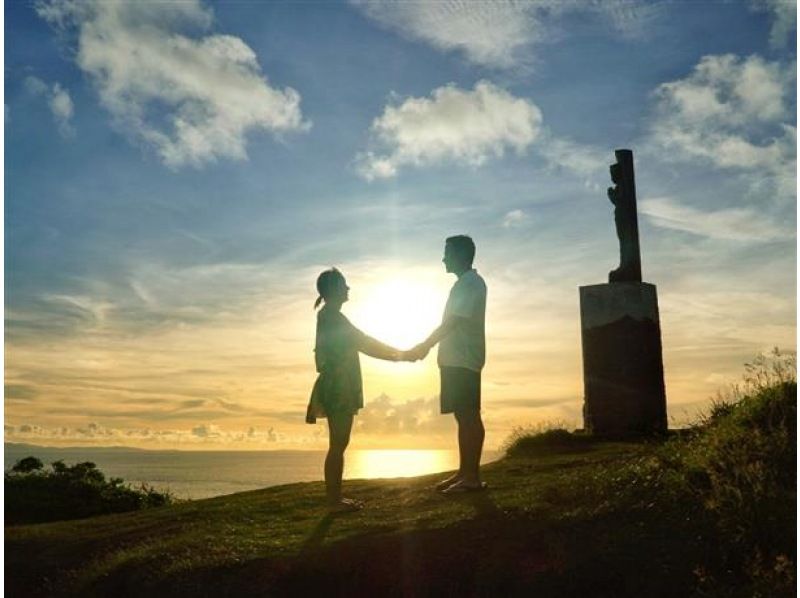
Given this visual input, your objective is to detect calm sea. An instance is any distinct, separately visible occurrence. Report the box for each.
[4,444,499,500]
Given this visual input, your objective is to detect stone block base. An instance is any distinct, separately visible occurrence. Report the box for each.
[579,282,667,436]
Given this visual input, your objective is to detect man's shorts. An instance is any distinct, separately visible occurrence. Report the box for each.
[440,366,481,415]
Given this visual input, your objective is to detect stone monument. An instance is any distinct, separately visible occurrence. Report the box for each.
[579,149,667,436]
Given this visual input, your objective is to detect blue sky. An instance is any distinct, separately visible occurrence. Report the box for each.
[5,0,796,449]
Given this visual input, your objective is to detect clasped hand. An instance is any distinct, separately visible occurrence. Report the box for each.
[393,343,430,362]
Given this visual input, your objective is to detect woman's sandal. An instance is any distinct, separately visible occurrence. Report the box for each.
[434,474,461,491]
[328,497,364,513]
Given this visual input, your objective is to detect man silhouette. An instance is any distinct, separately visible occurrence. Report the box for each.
[411,235,487,493]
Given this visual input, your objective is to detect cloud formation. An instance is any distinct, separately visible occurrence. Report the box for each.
[650,54,795,191]
[35,0,309,168]
[640,197,793,242]
[749,0,797,47]
[24,76,75,136]
[6,421,293,447]
[502,209,528,228]
[537,131,608,180]
[355,394,454,437]
[356,81,542,180]
[350,0,657,68]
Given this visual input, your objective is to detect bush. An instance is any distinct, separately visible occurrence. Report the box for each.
[5,458,173,524]
[678,379,796,594]
[653,349,796,595]
[502,420,591,457]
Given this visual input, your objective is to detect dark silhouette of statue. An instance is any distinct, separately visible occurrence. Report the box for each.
[607,149,642,283]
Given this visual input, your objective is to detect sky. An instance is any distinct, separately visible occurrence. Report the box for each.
[4,0,797,451]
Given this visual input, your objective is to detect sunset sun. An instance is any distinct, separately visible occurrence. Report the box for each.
[349,277,447,350]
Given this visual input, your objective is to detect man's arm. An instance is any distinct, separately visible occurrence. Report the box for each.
[408,315,469,360]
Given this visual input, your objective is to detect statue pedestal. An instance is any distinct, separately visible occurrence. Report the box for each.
[579,282,667,436]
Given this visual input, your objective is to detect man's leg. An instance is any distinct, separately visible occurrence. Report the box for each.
[434,414,464,490]
[457,412,468,474]
[455,410,484,485]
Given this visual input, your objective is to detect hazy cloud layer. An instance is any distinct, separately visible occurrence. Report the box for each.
[356,81,542,179]
[5,393,464,448]
[640,197,793,242]
[350,0,659,68]
[35,0,309,168]
[650,54,796,199]
[24,76,75,136]
[5,421,291,447]
[5,385,39,401]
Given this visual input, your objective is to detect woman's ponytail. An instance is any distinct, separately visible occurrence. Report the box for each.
[314,295,323,309]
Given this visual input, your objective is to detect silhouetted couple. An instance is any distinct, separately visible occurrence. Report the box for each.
[307,235,487,512]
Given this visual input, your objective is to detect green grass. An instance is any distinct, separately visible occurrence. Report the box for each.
[6,351,796,597]
[8,444,655,596]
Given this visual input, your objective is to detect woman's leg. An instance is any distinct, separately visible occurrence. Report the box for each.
[325,412,354,505]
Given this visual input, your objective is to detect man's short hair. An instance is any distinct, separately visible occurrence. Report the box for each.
[446,235,476,266]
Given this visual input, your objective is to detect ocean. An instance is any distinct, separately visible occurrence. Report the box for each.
[4,444,500,500]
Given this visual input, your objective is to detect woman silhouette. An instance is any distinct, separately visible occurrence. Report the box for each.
[307,268,405,512]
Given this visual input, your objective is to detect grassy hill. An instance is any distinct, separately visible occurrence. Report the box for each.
[6,372,795,596]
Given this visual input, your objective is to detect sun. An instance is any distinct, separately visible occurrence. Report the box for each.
[348,277,447,350]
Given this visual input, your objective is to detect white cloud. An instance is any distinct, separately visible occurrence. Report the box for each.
[537,131,609,179]
[42,294,113,326]
[351,0,542,68]
[49,84,74,133]
[24,76,49,96]
[350,0,658,68]
[35,0,309,168]
[502,209,528,228]
[24,76,75,136]
[650,54,795,199]
[639,196,793,242]
[356,81,542,180]
[750,0,797,48]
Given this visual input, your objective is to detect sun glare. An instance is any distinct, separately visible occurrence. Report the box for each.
[349,277,447,349]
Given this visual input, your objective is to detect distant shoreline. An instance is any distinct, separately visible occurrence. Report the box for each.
[5,442,480,454]
[5,443,501,499]
[5,442,324,454]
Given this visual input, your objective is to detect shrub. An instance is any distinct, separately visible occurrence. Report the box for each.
[658,349,796,594]
[502,420,590,457]
[5,458,173,524]
[11,456,44,474]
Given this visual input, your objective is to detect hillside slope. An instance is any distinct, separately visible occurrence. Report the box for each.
[6,381,795,597]
[0,445,730,597]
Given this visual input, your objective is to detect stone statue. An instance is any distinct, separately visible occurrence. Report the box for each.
[607,149,642,283]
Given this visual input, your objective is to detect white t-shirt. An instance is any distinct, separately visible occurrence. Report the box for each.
[437,269,487,372]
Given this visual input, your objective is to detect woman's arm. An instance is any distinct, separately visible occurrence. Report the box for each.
[357,333,401,361]
[338,313,401,361]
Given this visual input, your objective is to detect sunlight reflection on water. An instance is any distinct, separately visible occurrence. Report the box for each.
[345,449,497,480]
